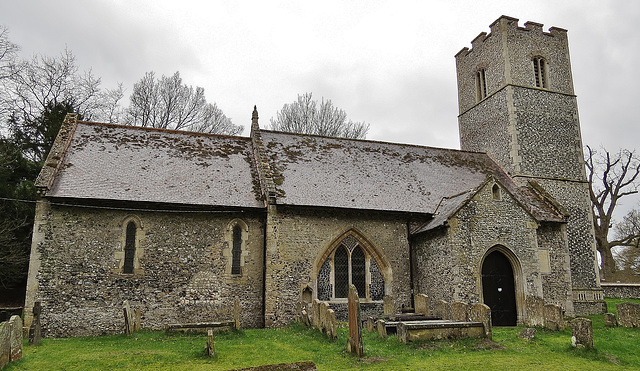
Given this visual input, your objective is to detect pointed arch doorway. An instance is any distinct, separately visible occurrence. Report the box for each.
[481,250,517,326]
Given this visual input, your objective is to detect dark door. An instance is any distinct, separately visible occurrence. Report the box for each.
[482,251,517,326]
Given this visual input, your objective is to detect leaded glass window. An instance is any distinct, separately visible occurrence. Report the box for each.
[351,246,366,297]
[334,245,349,298]
[231,225,242,274]
[123,222,136,274]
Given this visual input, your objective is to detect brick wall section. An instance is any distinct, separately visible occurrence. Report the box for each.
[264,206,417,327]
[25,203,265,337]
[413,181,572,321]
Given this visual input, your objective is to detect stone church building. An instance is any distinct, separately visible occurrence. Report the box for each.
[24,16,605,337]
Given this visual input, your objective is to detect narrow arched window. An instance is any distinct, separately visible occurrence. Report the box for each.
[533,57,547,88]
[334,246,349,298]
[231,225,242,275]
[492,184,501,200]
[123,222,136,274]
[476,68,488,102]
[351,246,366,297]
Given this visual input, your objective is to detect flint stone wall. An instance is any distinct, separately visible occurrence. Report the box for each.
[264,206,418,327]
[601,283,640,299]
[413,180,572,321]
[26,204,265,337]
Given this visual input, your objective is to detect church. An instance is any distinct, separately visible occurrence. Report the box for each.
[24,16,605,337]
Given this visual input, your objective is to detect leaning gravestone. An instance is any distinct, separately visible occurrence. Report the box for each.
[234,298,241,330]
[327,309,338,340]
[0,321,10,369]
[28,301,42,345]
[434,300,451,320]
[123,300,135,335]
[376,319,387,338]
[571,318,593,348]
[9,315,22,361]
[347,285,364,357]
[616,302,640,328]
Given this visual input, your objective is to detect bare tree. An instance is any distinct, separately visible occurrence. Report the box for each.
[614,209,640,275]
[586,145,640,278]
[125,71,242,135]
[270,92,369,139]
[2,46,123,126]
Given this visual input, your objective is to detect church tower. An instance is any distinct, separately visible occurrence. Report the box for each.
[456,16,605,314]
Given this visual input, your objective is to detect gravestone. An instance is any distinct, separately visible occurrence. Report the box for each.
[312,299,321,328]
[603,313,617,327]
[434,300,451,320]
[205,329,215,356]
[366,317,375,332]
[414,294,430,316]
[28,301,42,345]
[571,318,593,348]
[123,300,135,335]
[525,296,544,327]
[376,319,387,338]
[320,302,330,334]
[544,304,565,331]
[469,303,492,339]
[451,302,469,322]
[383,295,394,315]
[0,321,9,369]
[9,315,22,361]
[616,302,640,328]
[347,285,363,357]
[234,298,241,330]
[327,309,337,340]
[135,309,142,331]
[301,309,310,327]
[519,327,536,339]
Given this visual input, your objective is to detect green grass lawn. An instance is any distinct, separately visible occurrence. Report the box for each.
[6,298,640,370]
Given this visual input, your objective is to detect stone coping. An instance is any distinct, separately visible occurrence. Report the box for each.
[398,320,484,329]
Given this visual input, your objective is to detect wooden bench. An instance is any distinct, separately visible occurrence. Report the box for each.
[165,321,236,332]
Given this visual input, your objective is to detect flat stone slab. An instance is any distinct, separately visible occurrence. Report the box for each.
[165,321,235,332]
[397,320,485,343]
[381,314,440,322]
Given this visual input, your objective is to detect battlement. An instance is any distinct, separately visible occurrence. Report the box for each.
[456,15,567,60]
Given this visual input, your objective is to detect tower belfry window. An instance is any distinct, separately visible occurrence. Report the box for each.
[476,69,488,102]
[533,57,547,88]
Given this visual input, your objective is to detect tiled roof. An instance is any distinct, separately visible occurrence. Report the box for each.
[259,130,549,216]
[47,122,263,209]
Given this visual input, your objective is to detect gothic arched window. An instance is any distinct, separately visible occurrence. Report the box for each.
[317,234,386,301]
[533,57,547,88]
[123,222,137,274]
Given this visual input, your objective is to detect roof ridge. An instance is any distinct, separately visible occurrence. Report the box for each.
[76,120,250,140]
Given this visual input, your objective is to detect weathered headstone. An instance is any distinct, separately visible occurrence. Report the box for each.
[603,313,617,327]
[469,303,492,339]
[301,309,310,327]
[0,321,10,369]
[123,300,136,335]
[234,297,241,330]
[525,296,545,327]
[616,302,640,328]
[347,285,363,357]
[312,299,321,328]
[366,317,375,332]
[135,309,142,331]
[327,309,337,340]
[205,329,215,356]
[376,319,387,338]
[383,295,394,315]
[320,301,331,335]
[571,318,593,348]
[519,327,536,339]
[544,304,565,331]
[9,315,22,361]
[414,294,430,316]
[434,300,451,320]
[451,302,469,322]
[28,301,42,345]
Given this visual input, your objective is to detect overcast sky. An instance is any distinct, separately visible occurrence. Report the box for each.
[2,0,639,211]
